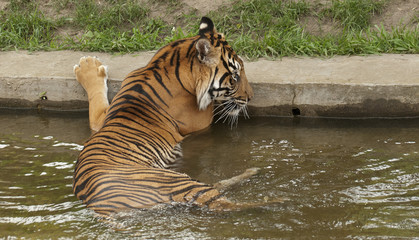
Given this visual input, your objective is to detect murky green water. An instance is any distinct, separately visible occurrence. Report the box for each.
[0,110,418,239]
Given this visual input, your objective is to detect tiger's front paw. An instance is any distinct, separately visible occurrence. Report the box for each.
[73,56,108,95]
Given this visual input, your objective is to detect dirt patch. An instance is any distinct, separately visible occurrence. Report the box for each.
[297,0,341,36]
[300,0,418,36]
[372,0,419,30]
[299,15,342,36]
[145,0,226,26]
[182,0,226,15]
[0,0,9,11]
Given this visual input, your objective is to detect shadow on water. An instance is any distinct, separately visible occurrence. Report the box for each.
[0,110,418,239]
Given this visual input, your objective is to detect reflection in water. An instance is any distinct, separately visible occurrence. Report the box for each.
[0,110,418,239]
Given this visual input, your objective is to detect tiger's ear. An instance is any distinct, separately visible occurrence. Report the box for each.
[196,18,219,66]
[199,17,215,35]
[195,17,220,110]
[195,38,216,110]
[196,38,214,64]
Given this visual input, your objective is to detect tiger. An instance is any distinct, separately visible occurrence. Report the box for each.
[73,17,263,217]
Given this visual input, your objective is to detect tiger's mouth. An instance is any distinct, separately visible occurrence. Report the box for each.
[213,98,249,127]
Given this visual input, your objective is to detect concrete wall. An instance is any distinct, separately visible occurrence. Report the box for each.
[0,51,418,117]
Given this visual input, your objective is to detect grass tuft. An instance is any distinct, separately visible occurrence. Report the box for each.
[410,11,419,25]
[208,0,310,35]
[0,6,58,50]
[73,0,149,31]
[323,0,387,30]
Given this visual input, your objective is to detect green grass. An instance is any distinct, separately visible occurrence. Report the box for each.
[73,0,149,31]
[208,0,311,35]
[323,0,387,30]
[0,5,59,50]
[411,11,419,25]
[0,0,418,57]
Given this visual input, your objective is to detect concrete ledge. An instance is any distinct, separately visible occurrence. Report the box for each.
[0,51,418,117]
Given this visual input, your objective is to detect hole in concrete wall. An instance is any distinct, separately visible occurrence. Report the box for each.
[292,107,300,116]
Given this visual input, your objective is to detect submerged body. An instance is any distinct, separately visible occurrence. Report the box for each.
[73,17,255,216]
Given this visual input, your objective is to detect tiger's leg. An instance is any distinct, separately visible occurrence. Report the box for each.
[78,167,223,216]
[209,168,289,210]
[155,167,284,212]
[77,167,285,216]
[74,56,109,132]
[213,167,261,192]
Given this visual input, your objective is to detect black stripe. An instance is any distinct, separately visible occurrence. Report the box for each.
[221,57,232,74]
[152,51,169,66]
[123,83,167,108]
[185,41,195,58]
[204,193,225,206]
[117,80,167,109]
[170,184,211,197]
[153,71,172,97]
[190,56,194,73]
[218,72,229,85]
[175,50,194,96]
[192,188,215,202]
[107,120,177,148]
[171,39,186,48]
[86,184,165,206]
[106,96,179,134]
[170,48,178,66]
[228,60,236,69]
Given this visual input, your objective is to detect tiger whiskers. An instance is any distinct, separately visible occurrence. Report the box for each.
[242,104,250,119]
[213,100,231,115]
[214,99,247,128]
[214,100,236,125]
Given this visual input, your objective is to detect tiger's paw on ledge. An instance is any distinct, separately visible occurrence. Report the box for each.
[74,56,110,132]
[73,56,108,96]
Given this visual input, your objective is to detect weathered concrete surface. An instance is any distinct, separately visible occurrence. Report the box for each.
[0,51,418,117]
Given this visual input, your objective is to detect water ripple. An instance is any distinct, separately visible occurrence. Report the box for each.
[341,173,419,204]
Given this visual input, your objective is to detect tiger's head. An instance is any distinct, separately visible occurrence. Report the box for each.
[194,17,254,126]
